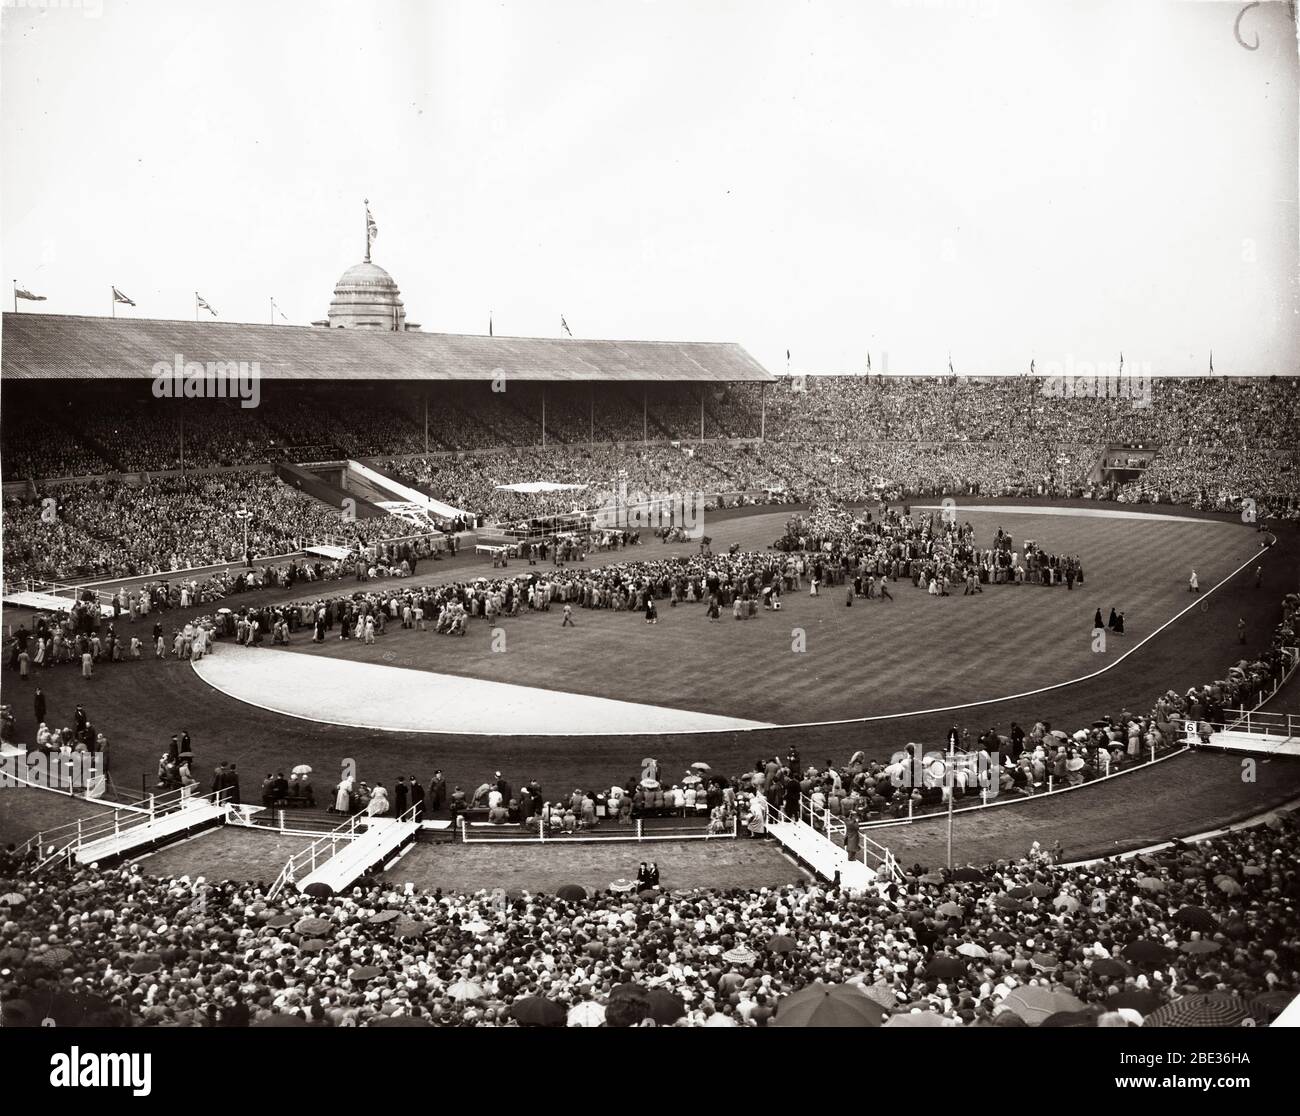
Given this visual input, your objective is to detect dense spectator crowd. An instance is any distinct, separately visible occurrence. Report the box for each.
[2,474,424,583]
[5,377,1298,585]
[1,808,1294,1027]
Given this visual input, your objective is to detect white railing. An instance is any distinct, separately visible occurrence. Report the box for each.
[265,802,422,900]
[457,810,737,845]
[767,790,903,884]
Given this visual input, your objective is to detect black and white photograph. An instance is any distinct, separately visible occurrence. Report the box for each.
[1,0,1298,1091]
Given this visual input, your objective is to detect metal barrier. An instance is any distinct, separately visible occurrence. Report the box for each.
[457,812,737,845]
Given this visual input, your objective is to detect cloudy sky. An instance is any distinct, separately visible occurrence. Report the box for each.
[2,0,1296,374]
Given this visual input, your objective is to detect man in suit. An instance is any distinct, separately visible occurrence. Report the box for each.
[226,764,242,804]
[409,776,425,821]
[394,776,409,816]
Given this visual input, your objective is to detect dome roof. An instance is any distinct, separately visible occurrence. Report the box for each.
[327,258,406,330]
[333,261,401,291]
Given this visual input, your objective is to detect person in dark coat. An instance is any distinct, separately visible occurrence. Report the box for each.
[428,770,446,812]
[1094,608,1104,630]
[34,687,46,727]
[394,776,409,816]
[409,776,425,821]
[1107,607,1119,631]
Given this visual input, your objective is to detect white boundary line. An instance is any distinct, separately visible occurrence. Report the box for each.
[184,511,1275,735]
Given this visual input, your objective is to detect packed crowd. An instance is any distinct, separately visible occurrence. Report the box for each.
[2,474,424,584]
[6,377,1298,586]
[1,808,1293,1027]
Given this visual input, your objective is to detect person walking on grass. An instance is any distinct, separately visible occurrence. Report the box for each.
[562,603,574,627]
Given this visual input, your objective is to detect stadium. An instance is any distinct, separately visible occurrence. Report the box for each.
[3,259,1299,1030]
[2,0,1298,1052]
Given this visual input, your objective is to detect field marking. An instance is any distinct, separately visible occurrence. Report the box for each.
[910,504,1242,524]
[191,644,774,736]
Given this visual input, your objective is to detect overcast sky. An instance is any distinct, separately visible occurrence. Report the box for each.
[2,0,1296,375]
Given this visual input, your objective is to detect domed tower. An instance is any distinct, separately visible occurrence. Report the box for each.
[326,260,407,330]
[320,199,417,330]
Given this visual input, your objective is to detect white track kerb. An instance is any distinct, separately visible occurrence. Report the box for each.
[189,508,1273,736]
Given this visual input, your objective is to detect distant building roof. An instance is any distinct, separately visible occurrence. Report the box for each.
[1,313,773,383]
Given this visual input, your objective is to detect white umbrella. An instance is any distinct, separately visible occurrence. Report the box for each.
[567,1001,606,1027]
[292,765,313,776]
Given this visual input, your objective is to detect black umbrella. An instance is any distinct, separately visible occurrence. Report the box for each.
[924,956,967,979]
[951,867,985,882]
[1173,906,1219,932]
[1121,941,1170,968]
[510,996,565,1028]
[556,884,587,902]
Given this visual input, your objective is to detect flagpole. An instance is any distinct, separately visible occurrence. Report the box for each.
[111,289,115,319]
[12,281,16,313]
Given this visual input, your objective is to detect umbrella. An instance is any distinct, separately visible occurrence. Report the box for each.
[367,911,401,925]
[921,872,946,886]
[510,996,565,1027]
[884,1011,948,1027]
[997,987,1085,1025]
[396,920,428,938]
[1242,865,1265,877]
[0,892,26,907]
[723,947,756,965]
[644,989,687,1024]
[951,867,985,882]
[1179,939,1221,955]
[349,966,381,983]
[1031,952,1059,972]
[1049,729,1069,740]
[773,982,887,1028]
[1136,877,1166,892]
[1248,990,1296,1022]
[924,956,966,979]
[293,917,332,936]
[446,980,485,1002]
[35,948,72,967]
[302,883,333,898]
[265,914,295,929]
[956,943,988,959]
[1174,907,1219,932]
[1091,959,1131,979]
[995,895,1023,911]
[1214,875,1243,896]
[1028,882,1053,898]
[702,1013,736,1027]
[1107,990,1161,1014]
[608,983,650,1000]
[1040,1007,1102,1028]
[129,954,162,974]
[1052,895,1079,913]
[555,884,587,902]
[292,764,313,775]
[567,1001,607,1027]
[299,938,329,953]
[1122,941,1171,967]
[370,1016,432,1027]
[584,941,606,957]
[1008,886,1032,899]
[937,902,965,918]
[858,982,898,1009]
[766,934,797,953]
[690,762,711,771]
[1144,993,1252,1028]
[987,930,1015,945]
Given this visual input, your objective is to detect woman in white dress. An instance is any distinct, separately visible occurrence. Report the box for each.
[334,776,354,814]
[366,783,390,816]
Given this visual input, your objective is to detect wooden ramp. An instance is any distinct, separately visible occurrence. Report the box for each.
[74,797,228,865]
[767,820,878,891]
[294,816,421,895]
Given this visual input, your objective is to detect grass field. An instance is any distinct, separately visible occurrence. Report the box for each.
[270,508,1264,724]
[385,836,809,894]
[132,826,318,885]
[0,787,114,850]
[3,501,1297,876]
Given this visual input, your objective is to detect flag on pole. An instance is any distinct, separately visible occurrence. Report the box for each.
[948,353,955,375]
[112,286,135,306]
[560,315,573,337]
[866,352,872,372]
[1209,349,1214,375]
[14,286,46,302]
[489,313,493,337]
[365,198,378,260]
[196,292,217,317]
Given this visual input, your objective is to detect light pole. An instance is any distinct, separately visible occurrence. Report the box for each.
[235,504,251,567]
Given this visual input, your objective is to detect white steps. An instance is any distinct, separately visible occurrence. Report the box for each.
[294,817,420,895]
[74,798,228,865]
[768,820,878,890]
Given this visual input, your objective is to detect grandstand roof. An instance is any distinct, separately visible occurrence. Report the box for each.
[0,313,774,384]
